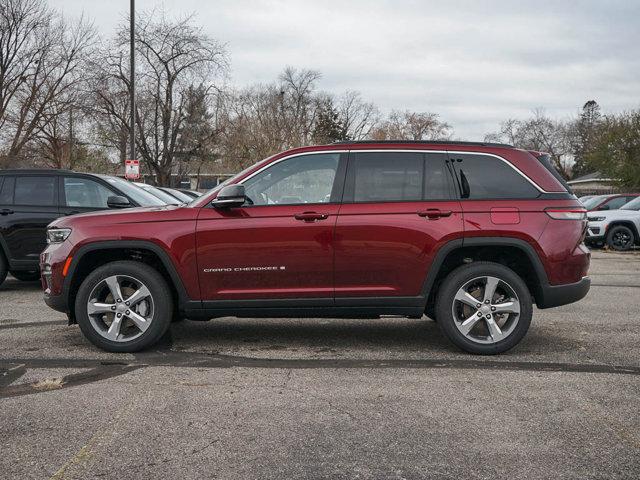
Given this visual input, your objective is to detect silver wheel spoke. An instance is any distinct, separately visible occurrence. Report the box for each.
[459,313,482,336]
[485,316,504,342]
[87,302,114,315]
[454,289,480,308]
[125,285,151,306]
[127,310,151,333]
[104,276,123,302]
[105,315,123,341]
[483,277,500,303]
[492,300,520,315]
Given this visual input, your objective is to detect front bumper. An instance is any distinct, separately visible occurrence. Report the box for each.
[536,276,591,309]
[586,220,607,240]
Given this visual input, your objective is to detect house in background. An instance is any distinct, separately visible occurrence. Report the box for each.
[567,171,619,196]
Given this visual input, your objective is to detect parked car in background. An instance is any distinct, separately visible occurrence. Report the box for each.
[133,182,183,205]
[587,196,640,250]
[158,187,194,203]
[581,193,639,212]
[178,188,202,198]
[41,141,590,355]
[0,170,166,287]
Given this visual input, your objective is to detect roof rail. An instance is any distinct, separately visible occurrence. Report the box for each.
[0,168,75,174]
[331,140,514,148]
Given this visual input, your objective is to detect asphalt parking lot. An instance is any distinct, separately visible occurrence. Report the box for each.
[1,250,639,479]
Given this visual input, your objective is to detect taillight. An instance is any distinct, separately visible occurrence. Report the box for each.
[545,207,587,220]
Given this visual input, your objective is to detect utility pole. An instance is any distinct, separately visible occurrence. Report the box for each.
[129,0,136,162]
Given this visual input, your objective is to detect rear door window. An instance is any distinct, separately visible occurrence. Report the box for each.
[451,154,539,199]
[0,177,12,204]
[14,176,57,206]
[344,152,449,203]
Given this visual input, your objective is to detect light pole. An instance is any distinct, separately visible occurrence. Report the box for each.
[129,0,136,162]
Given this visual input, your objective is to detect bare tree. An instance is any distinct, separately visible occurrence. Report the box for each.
[337,90,379,140]
[371,110,451,141]
[90,11,228,185]
[0,0,95,167]
[485,109,573,178]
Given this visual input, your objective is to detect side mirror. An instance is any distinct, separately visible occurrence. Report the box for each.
[107,195,132,209]
[598,204,610,211]
[211,184,246,209]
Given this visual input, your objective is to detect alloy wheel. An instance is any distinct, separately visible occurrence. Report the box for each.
[612,230,632,250]
[86,275,154,342]
[451,276,521,345]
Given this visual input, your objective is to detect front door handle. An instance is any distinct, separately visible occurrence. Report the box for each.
[0,209,14,216]
[417,209,452,219]
[294,212,329,222]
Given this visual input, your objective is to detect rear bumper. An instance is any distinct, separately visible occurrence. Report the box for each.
[536,276,591,309]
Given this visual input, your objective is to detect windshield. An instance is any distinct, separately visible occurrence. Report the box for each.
[581,195,607,210]
[134,184,182,205]
[163,188,193,203]
[101,176,165,207]
[621,197,640,211]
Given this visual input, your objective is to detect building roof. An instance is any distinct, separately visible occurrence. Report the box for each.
[568,171,616,185]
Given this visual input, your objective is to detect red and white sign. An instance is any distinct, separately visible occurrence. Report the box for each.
[125,159,140,180]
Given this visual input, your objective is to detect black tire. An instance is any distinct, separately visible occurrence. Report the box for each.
[75,260,173,353]
[435,261,533,355]
[10,270,40,282]
[0,251,7,287]
[606,225,635,251]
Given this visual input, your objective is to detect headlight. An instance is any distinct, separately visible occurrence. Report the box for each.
[47,228,72,244]
[588,217,606,222]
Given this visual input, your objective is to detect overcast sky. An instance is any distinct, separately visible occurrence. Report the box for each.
[57,0,640,140]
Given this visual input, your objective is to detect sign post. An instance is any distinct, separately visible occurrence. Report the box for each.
[125,159,140,180]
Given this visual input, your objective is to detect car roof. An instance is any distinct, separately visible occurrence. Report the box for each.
[331,140,514,148]
[0,168,74,175]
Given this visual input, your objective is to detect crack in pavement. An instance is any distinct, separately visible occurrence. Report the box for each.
[2,349,640,399]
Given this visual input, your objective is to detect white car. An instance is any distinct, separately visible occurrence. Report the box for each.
[587,196,640,250]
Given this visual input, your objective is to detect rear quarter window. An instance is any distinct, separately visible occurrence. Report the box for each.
[451,154,540,200]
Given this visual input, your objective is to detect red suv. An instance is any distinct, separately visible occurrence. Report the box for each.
[41,141,590,354]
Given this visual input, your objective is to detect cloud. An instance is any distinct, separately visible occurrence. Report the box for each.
[59,0,640,139]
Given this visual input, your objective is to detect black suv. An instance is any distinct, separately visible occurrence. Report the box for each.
[0,169,165,287]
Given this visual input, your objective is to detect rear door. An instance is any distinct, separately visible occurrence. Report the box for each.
[333,150,463,302]
[1,175,59,266]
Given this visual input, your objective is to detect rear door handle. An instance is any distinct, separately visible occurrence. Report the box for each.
[294,212,329,222]
[417,209,452,219]
[0,209,14,216]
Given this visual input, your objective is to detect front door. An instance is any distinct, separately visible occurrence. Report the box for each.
[196,152,346,302]
[334,150,463,301]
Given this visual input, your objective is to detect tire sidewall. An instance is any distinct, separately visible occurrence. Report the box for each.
[436,262,533,355]
[75,261,173,353]
[607,225,634,251]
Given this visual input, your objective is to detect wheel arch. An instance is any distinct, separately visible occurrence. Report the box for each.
[64,241,190,322]
[422,237,548,309]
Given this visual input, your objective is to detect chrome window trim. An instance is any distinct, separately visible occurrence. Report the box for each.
[236,148,552,194]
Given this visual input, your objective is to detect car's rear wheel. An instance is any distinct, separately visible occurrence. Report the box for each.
[10,270,40,282]
[606,225,635,251]
[75,261,173,352]
[435,262,532,354]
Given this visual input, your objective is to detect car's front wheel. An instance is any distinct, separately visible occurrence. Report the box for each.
[75,260,173,352]
[435,262,532,355]
[606,225,635,251]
